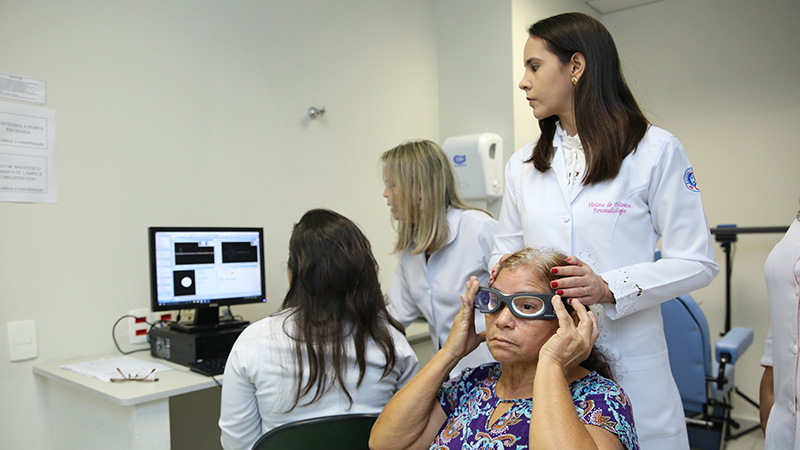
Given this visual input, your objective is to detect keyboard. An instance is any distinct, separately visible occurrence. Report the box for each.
[187,357,227,376]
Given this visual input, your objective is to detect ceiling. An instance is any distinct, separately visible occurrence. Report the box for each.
[584,0,666,14]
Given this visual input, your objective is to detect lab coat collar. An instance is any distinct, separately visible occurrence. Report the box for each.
[413,208,461,259]
[444,207,462,247]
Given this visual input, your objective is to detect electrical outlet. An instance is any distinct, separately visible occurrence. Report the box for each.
[128,309,151,345]
[153,311,175,323]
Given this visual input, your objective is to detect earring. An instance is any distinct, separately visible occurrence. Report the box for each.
[571,77,578,85]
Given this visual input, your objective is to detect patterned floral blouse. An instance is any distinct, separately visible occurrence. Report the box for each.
[431,363,639,450]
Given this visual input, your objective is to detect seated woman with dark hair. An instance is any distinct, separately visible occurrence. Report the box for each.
[370,247,638,450]
[219,209,418,450]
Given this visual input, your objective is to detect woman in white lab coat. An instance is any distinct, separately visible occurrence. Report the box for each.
[759,202,800,449]
[490,13,719,450]
[382,140,497,376]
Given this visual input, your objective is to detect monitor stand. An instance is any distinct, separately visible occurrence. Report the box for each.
[169,306,249,333]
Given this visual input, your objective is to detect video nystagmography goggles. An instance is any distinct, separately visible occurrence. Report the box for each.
[474,286,561,319]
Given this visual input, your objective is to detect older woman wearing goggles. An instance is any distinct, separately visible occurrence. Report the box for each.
[370,248,639,450]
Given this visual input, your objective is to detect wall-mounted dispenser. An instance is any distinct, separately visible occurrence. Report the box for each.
[442,133,504,200]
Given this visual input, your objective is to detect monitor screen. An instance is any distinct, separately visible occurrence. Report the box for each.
[148,227,266,332]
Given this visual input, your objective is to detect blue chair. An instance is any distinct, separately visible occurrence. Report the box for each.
[661,295,754,450]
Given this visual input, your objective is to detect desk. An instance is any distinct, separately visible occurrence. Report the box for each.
[33,322,434,450]
[34,352,220,450]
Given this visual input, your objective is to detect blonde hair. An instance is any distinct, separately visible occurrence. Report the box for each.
[381,140,489,255]
[497,247,568,294]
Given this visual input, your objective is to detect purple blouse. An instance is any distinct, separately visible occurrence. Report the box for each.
[432,363,639,449]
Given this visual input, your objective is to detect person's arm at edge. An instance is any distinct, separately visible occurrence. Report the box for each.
[759,365,774,434]
[530,297,623,450]
[759,326,774,434]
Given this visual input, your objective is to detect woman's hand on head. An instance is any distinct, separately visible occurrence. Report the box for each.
[539,297,598,376]
[489,247,531,285]
[441,276,486,360]
[489,255,510,286]
[550,256,614,305]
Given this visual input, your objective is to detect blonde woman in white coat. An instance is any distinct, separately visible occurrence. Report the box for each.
[382,140,497,377]
[490,13,719,450]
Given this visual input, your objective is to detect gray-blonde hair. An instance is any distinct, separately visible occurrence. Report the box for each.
[381,140,489,255]
[496,247,569,294]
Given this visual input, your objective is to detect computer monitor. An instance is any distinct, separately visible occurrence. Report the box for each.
[148,227,266,332]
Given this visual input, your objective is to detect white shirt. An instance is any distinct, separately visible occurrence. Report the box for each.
[387,208,497,377]
[491,126,719,450]
[760,218,800,449]
[557,123,585,195]
[219,309,418,450]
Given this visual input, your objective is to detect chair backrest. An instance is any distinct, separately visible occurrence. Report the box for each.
[251,413,379,450]
[661,294,712,415]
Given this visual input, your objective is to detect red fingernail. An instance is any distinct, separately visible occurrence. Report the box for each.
[556,290,564,295]
[565,257,572,262]
[489,278,493,283]
[551,268,558,274]
[567,298,573,305]
[491,270,495,275]
[551,281,558,288]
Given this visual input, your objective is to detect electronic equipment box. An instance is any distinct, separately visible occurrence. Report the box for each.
[150,325,244,365]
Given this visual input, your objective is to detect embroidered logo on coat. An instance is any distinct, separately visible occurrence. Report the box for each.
[588,201,630,215]
[452,155,467,166]
[684,167,700,192]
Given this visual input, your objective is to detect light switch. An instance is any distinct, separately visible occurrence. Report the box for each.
[8,320,38,362]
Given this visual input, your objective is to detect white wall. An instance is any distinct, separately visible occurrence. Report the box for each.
[602,0,800,421]
[0,1,438,448]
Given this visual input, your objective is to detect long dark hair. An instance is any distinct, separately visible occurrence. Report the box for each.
[526,12,649,185]
[281,209,403,410]
[497,247,615,380]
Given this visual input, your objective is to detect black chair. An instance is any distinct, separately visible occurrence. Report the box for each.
[251,413,379,450]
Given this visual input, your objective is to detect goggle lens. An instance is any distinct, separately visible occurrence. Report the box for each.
[474,289,498,310]
[511,296,546,317]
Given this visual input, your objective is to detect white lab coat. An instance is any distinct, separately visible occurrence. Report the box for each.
[760,218,800,449]
[491,126,719,450]
[387,208,497,377]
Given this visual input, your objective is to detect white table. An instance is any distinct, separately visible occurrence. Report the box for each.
[33,322,434,450]
[34,352,220,450]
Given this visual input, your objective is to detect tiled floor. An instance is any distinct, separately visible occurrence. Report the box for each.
[692,420,764,450]
[723,429,764,450]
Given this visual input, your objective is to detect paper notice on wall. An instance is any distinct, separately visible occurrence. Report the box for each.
[0,73,46,105]
[0,102,57,203]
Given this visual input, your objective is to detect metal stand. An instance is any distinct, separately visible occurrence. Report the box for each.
[708,225,788,441]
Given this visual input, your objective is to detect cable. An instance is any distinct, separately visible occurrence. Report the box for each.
[112,314,154,355]
[211,374,222,387]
